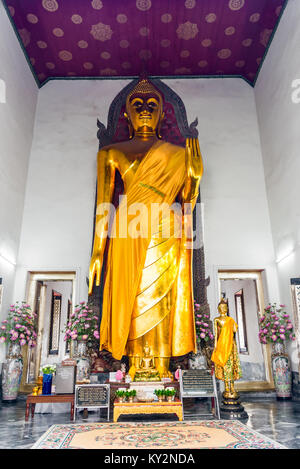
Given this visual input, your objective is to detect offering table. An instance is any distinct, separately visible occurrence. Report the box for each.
[25,394,75,421]
[113,398,183,422]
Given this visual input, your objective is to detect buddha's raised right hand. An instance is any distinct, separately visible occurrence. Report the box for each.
[183,137,203,202]
[88,252,103,295]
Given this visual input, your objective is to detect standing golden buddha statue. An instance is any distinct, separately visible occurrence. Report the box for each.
[211,298,242,398]
[89,77,203,379]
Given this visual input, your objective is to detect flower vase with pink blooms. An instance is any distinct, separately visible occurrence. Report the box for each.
[258,303,296,399]
[0,302,37,402]
[63,301,100,383]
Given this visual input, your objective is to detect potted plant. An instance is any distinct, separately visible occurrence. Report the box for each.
[154,389,165,402]
[164,388,176,402]
[41,364,56,395]
[258,303,296,399]
[115,389,126,403]
[125,389,136,403]
[0,302,37,402]
[63,301,99,383]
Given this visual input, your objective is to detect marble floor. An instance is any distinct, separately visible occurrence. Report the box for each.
[0,395,299,449]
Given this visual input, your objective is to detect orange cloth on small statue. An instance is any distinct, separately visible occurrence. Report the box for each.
[211,316,237,367]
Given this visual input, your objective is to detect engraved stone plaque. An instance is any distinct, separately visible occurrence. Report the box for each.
[55,365,76,394]
[75,384,109,408]
[181,369,214,394]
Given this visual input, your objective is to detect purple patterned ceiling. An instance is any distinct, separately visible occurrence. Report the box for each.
[4,0,287,87]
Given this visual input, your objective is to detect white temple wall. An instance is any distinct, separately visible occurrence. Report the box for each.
[169,79,279,319]
[0,4,37,331]
[255,0,300,370]
[13,79,125,307]
[14,77,278,331]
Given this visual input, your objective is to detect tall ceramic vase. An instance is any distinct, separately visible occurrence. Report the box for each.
[75,340,90,383]
[189,351,207,370]
[271,342,292,400]
[2,344,23,403]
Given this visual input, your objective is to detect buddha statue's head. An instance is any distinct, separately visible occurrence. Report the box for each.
[143,341,151,357]
[125,78,164,139]
[218,298,228,316]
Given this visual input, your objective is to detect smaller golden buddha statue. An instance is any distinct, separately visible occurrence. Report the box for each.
[133,342,161,382]
[211,298,242,399]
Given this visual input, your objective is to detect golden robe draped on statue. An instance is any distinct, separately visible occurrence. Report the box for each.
[211,316,242,382]
[99,140,197,361]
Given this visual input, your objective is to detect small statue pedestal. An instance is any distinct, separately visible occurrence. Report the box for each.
[219,392,248,420]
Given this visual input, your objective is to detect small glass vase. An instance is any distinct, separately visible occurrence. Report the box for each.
[42,373,53,395]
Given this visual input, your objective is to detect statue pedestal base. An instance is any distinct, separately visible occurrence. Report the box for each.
[219,393,248,421]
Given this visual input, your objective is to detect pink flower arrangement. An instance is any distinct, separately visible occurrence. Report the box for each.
[115,370,123,381]
[258,303,296,345]
[63,301,99,347]
[0,302,37,347]
[194,302,214,347]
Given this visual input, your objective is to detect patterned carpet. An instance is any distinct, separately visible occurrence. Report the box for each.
[32,420,285,449]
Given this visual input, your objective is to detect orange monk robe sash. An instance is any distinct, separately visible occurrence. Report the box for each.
[100,140,196,360]
[211,317,238,367]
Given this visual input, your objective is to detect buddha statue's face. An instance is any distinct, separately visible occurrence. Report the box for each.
[125,91,163,137]
[218,302,228,316]
[144,344,150,356]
